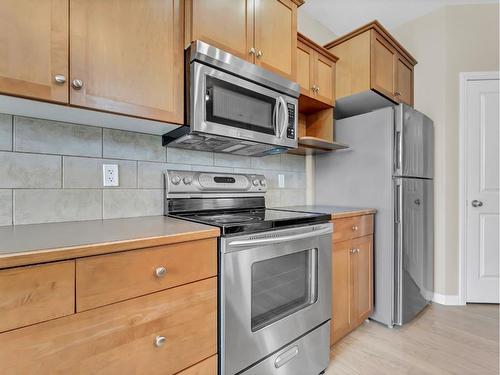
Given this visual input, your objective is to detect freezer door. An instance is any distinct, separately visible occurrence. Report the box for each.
[394,104,434,178]
[394,177,434,325]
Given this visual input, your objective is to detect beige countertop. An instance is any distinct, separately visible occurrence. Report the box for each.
[279,205,376,219]
[0,216,219,269]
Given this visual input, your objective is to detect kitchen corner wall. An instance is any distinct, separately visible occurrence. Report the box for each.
[0,114,306,226]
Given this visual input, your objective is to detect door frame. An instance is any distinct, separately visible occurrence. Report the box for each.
[458,71,499,305]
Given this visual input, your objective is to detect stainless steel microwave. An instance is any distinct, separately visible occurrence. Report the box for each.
[162,41,299,156]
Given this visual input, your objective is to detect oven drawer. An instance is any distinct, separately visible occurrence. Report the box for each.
[0,261,75,333]
[76,238,217,311]
[332,214,374,243]
[243,322,330,375]
[0,278,217,374]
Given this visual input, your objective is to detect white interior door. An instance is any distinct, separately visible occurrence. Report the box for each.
[465,78,500,303]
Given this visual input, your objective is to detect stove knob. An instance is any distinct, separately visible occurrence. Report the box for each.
[171,175,181,185]
[183,177,193,185]
[259,179,266,186]
[252,179,259,186]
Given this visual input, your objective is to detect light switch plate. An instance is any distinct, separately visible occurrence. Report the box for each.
[278,174,285,188]
[103,164,119,187]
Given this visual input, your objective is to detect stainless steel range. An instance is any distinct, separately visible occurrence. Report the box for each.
[165,170,332,375]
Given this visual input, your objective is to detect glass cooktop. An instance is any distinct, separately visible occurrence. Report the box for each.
[169,208,330,236]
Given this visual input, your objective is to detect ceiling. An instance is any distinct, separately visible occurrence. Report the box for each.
[301,0,498,36]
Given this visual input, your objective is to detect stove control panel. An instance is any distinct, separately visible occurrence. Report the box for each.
[166,170,267,195]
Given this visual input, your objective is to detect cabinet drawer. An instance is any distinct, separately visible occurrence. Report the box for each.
[178,355,217,375]
[76,238,217,311]
[0,278,217,375]
[332,214,373,243]
[0,261,75,333]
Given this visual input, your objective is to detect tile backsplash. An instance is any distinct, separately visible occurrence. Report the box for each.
[0,114,307,226]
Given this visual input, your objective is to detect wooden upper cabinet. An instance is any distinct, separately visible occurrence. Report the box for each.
[371,31,397,100]
[0,0,69,103]
[325,21,417,106]
[70,0,184,124]
[185,0,254,61]
[254,0,297,81]
[297,33,337,108]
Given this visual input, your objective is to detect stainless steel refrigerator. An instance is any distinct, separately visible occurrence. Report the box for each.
[316,104,434,326]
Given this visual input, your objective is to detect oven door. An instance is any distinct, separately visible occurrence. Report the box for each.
[220,223,332,375]
[191,61,297,150]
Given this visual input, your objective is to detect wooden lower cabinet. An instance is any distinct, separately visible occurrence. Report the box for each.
[0,278,217,374]
[331,215,374,346]
[177,355,218,375]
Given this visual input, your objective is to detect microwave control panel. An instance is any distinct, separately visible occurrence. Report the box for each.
[287,103,296,139]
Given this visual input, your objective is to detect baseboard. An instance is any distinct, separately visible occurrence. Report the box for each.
[432,293,464,305]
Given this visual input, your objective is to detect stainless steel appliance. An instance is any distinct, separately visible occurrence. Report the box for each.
[315,103,434,327]
[162,41,299,156]
[165,170,332,375]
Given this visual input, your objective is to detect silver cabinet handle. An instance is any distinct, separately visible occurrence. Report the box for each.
[356,248,360,253]
[350,248,356,253]
[316,85,320,93]
[471,200,483,207]
[72,79,83,90]
[249,47,256,55]
[256,50,263,58]
[352,225,358,231]
[154,266,167,278]
[54,74,66,84]
[154,336,166,347]
[395,90,401,96]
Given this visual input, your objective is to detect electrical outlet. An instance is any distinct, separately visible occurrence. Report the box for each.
[103,164,119,187]
[278,174,285,188]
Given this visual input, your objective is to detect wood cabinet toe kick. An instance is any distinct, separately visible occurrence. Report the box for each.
[0,236,219,374]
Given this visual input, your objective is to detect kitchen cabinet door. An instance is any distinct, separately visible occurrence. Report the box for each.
[297,40,315,97]
[254,0,297,81]
[314,52,335,106]
[352,235,374,326]
[371,30,397,101]
[396,55,414,105]
[186,0,254,62]
[70,0,184,124]
[331,240,352,345]
[0,0,68,103]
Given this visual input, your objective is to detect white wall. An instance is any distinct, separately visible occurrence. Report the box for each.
[393,3,500,295]
[297,8,337,45]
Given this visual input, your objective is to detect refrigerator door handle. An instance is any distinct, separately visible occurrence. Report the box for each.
[395,182,402,223]
[395,130,402,172]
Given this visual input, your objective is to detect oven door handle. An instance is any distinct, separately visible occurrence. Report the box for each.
[228,226,332,248]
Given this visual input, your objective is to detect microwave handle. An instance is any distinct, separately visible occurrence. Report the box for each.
[278,96,288,138]
[273,97,280,137]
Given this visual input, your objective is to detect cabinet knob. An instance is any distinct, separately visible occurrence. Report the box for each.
[249,47,256,55]
[71,79,84,90]
[54,74,66,85]
[395,90,401,96]
[352,225,358,231]
[316,85,320,93]
[256,50,263,59]
[350,248,360,254]
[154,335,166,347]
[471,200,483,207]
[154,266,167,278]
[311,85,316,92]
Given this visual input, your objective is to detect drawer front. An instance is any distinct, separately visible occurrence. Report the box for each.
[332,214,374,243]
[0,261,75,333]
[351,214,374,239]
[0,278,217,375]
[178,355,217,375]
[76,238,217,311]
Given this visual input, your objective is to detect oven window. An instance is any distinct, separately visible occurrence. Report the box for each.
[206,76,276,135]
[251,249,318,332]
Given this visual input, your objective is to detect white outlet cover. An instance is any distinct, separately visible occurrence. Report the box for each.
[103,164,119,187]
[278,174,285,188]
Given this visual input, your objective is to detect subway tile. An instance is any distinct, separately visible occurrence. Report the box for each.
[103,128,165,162]
[167,147,213,166]
[251,154,282,170]
[0,190,12,226]
[279,189,306,207]
[281,154,305,171]
[138,162,191,189]
[14,189,102,225]
[63,157,137,189]
[103,189,163,219]
[214,153,251,168]
[0,151,61,188]
[191,165,233,173]
[14,116,102,157]
[283,172,306,189]
[0,114,12,151]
